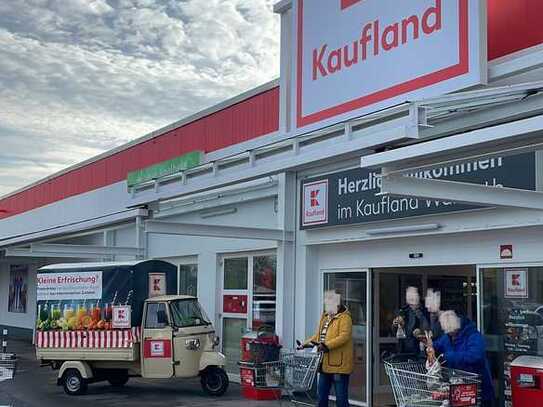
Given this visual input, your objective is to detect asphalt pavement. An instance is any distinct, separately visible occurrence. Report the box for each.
[0,340,280,407]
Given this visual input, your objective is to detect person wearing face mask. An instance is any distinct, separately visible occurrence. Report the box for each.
[301,290,353,407]
[392,286,431,355]
[427,310,495,407]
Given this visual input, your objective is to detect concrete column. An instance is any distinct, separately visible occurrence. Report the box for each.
[275,172,296,347]
[197,251,218,324]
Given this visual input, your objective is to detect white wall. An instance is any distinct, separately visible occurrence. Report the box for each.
[0,181,131,242]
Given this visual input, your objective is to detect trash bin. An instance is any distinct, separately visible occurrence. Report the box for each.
[239,330,281,400]
[511,355,543,407]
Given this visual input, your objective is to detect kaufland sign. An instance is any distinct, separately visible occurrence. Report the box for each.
[293,0,487,132]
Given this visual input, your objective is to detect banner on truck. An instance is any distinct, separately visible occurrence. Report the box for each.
[37,271,102,301]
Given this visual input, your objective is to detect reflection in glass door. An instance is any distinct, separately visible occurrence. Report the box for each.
[323,270,369,405]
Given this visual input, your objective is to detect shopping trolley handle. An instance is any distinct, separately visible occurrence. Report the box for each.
[383,352,426,363]
[295,339,319,350]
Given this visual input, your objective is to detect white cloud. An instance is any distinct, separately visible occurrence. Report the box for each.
[0,0,280,197]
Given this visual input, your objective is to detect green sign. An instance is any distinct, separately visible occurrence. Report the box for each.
[127,151,202,187]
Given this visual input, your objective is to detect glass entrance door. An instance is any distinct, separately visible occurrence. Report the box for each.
[220,253,277,375]
[480,265,543,407]
[323,270,369,405]
[221,257,249,375]
[373,266,477,407]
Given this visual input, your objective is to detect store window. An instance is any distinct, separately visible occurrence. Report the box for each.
[252,255,277,331]
[224,257,248,290]
[482,266,543,407]
[324,271,368,404]
[178,264,198,297]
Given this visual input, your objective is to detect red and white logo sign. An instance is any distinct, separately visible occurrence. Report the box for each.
[112,305,131,329]
[302,180,328,226]
[151,341,165,357]
[500,244,513,259]
[294,0,486,132]
[143,339,172,358]
[148,273,166,298]
[450,384,478,407]
[505,268,528,298]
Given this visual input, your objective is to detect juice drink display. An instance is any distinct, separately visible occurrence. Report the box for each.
[51,305,62,321]
[104,303,112,321]
[77,304,88,323]
[38,304,47,322]
[92,305,101,322]
[64,304,75,320]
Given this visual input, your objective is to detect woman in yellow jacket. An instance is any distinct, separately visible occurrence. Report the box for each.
[302,290,353,407]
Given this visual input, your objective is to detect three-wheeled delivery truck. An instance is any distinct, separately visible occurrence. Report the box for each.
[35,260,229,396]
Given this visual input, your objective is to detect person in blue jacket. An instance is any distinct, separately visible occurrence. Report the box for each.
[427,310,495,407]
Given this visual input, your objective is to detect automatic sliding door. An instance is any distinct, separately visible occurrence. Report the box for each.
[323,271,368,405]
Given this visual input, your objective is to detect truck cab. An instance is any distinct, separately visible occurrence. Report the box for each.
[141,295,228,391]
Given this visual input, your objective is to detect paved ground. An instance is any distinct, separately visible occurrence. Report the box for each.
[0,340,282,407]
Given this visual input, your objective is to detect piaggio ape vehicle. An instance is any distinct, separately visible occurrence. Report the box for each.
[35,260,229,396]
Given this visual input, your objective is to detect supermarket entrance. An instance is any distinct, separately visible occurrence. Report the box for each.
[372,265,478,407]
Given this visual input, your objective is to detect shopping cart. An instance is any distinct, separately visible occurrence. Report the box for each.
[259,350,322,405]
[384,356,481,407]
[0,353,17,383]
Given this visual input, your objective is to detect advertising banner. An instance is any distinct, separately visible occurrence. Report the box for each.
[8,265,28,314]
[301,153,535,229]
[293,0,487,133]
[37,271,102,301]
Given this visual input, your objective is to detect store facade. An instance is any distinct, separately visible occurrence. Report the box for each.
[1,2,543,407]
[295,150,543,406]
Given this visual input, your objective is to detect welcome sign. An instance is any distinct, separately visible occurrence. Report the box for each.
[294,0,487,132]
[301,153,535,229]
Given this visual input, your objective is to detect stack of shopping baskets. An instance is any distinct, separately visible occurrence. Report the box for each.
[384,355,481,407]
[0,353,17,383]
[240,350,322,405]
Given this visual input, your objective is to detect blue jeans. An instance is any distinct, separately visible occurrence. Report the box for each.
[317,373,350,407]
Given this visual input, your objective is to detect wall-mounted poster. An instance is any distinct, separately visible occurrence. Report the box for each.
[505,269,528,298]
[8,265,28,313]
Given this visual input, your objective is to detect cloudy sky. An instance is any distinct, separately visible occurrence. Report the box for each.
[0,0,280,197]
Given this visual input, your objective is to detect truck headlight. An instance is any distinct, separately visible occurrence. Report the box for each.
[185,339,201,351]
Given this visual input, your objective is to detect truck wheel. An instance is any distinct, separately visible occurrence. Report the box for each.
[201,367,229,396]
[63,369,88,396]
[107,374,129,387]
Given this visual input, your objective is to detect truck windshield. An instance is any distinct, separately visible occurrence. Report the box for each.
[169,299,211,328]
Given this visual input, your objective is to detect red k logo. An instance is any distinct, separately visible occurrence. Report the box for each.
[310,190,320,207]
[512,274,521,286]
[341,0,362,10]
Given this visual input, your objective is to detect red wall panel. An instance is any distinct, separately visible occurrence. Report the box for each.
[3,0,543,222]
[0,87,280,219]
[488,0,543,60]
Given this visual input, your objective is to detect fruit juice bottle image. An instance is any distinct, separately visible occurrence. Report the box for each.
[40,304,49,322]
[64,303,75,320]
[92,304,101,322]
[77,303,87,322]
[51,304,62,321]
[105,303,112,321]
